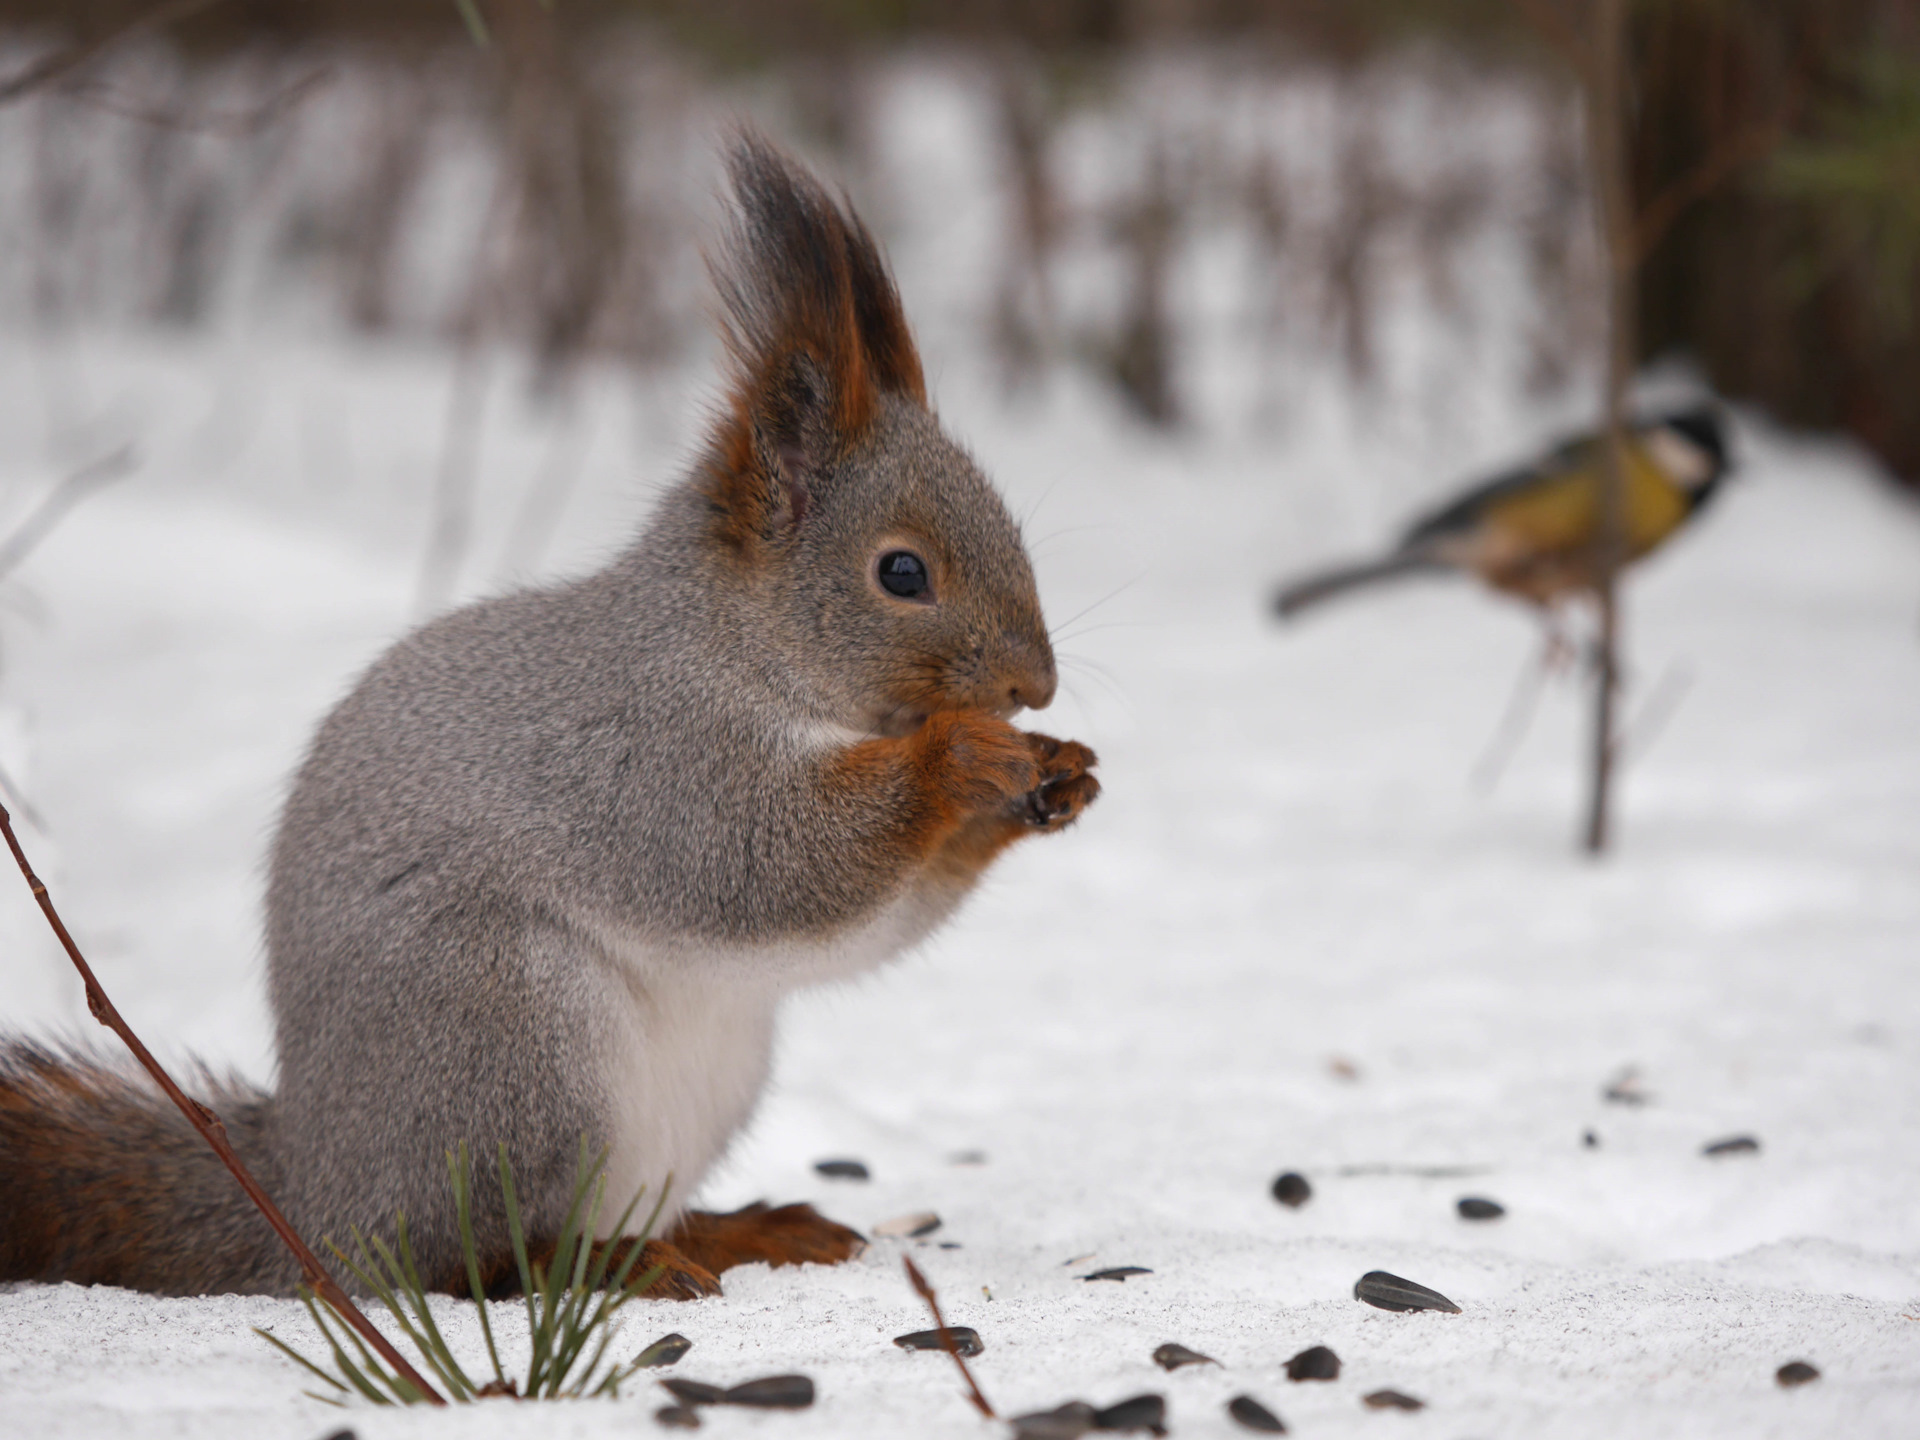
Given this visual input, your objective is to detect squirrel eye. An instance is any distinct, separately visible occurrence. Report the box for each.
[877,550,930,599]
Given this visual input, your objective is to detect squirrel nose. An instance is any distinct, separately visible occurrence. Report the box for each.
[1005,645,1057,713]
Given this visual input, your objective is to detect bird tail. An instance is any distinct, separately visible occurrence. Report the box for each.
[0,1039,295,1294]
[1272,551,1445,619]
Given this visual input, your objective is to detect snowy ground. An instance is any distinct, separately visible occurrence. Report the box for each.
[0,319,1917,1440]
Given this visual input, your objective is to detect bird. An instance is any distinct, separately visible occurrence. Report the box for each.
[1273,407,1730,619]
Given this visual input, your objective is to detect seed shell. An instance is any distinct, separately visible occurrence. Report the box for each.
[895,1326,984,1357]
[634,1332,693,1368]
[1151,1342,1217,1371]
[1271,1172,1312,1208]
[1776,1361,1820,1387]
[1456,1196,1505,1220]
[1353,1270,1462,1314]
[813,1158,870,1180]
[1093,1393,1167,1433]
[1080,1266,1152,1282]
[1363,1389,1425,1411]
[654,1404,702,1429]
[1010,1400,1099,1438]
[1284,1345,1340,1381]
[659,1379,723,1406]
[721,1374,815,1408]
[1227,1393,1288,1432]
[1703,1135,1761,1156]
[873,1211,942,1238]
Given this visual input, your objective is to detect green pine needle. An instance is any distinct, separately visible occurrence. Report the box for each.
[259,1142,666,1405]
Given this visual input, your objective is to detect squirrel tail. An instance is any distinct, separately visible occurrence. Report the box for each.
[0,1040,296,1295]
[1272,551,1448,620]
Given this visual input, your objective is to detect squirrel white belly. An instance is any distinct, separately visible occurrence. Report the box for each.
[0,131,1099,1298]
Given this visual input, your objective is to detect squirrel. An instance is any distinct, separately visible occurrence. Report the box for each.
[0,133,1099,1299]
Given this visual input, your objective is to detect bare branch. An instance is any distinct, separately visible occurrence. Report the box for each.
[0,0,228,107]
[0,445,138,583]
[1632,109,1797,263]
[0,802,446,1405]
[903,1255,995,1420]
[1505,0,1593,84]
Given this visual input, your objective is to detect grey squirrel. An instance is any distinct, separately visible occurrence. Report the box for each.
[0,133,1099,1298]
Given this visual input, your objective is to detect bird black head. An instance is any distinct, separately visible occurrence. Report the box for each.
[1656,406,1729,475]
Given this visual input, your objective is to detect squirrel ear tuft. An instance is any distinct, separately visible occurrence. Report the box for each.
[701,130,926,547]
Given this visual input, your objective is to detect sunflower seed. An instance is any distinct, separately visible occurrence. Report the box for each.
[874,1211,942,1238]
[1363,1389,1425,1411]
[814,1158,870,1180]
[654,1404,702,1429]
[660,1379,723,1406]
[1010,1401,1098,1438]
[1227,1394,1288,1432]
[1152,1342,1217,1371]
[1353,1270,1462,1314]
[1080,1266,1152,1282]
[1703,1135,1760,1156]
[721,1375,815,1408]
[1776,1361,1820,1387]
[1284,1345,1340,1381]
[1093,1393,1167,1433]
[895,1326,984,1357]
[634,1333,693,1368]
[1271,1172,1312,1208]
[1457,1196,1505,1220]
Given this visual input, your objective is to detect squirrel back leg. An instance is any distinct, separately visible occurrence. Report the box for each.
[667,1201,866,1278]
[488,1207,860,1302]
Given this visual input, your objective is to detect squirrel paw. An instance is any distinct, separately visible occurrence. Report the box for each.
[630,1238,725,1301]
[1019,733,1100,830]
[920,710,1041,814]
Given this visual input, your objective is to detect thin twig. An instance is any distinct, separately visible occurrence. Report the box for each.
[0,801,445,1405]
[1470,631,1557,794]
[0,444,138,583]
[57,67,333,138]
[0,0,227,106]
[903,1255,995,1420]
[1611,660,1694,766]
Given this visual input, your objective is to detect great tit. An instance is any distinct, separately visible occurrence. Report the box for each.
[1274,407,1730,618]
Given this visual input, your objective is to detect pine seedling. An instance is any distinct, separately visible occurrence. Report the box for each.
[255,1141,669,1404]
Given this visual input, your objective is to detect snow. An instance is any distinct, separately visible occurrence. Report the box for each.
[0,324,1915,1440]
[0,63,1917,1438]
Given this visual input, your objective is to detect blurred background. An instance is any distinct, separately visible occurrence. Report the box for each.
[2,10,1919,1434]
[7,0,1920,480]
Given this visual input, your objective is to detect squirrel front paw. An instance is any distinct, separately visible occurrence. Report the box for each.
[1019,733,1100,830]
[917,709,1041,815]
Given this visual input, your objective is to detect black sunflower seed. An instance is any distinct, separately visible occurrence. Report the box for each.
[1151,1342,1217,1371]
[1227,1394,1288,1432]
[1457,1196,1505,1220]
[721,1374,815,1408]
[1776,1361,1820,1387]
[1703,1135,1760,1156]
[654,1403,702,1429]
[1093,1393,1167,1433]
[895,1326,984,1357]
[660,1379,724,1406]
[1363,1389,1425,1411]
[1284,1345,1340,1381]
[1271,1172,1312,1208]
[1353,1270,1462,1314]
[634,1333,693,1368]
[1010,1401,1099,1438]
[1080,1266,1152,1282]
[814,1158,870,1180]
